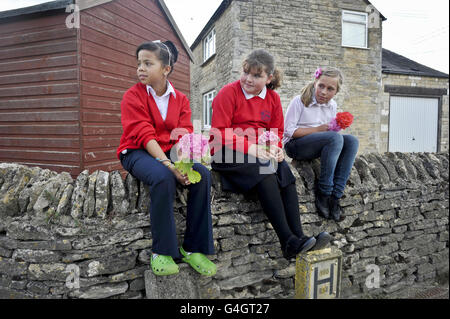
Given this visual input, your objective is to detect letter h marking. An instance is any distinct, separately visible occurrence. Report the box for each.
[313,263,334,299]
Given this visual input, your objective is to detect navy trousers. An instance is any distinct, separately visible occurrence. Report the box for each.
[120,149,215,259]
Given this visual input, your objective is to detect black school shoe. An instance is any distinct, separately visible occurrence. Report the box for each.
[315,190,330,219]
[329,196,344,222]
[311,232,332,251]
[282,235,317,260]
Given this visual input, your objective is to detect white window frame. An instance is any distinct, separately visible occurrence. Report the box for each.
[342,10,369,49]
[203,29,216,62]
[203,90,215,129]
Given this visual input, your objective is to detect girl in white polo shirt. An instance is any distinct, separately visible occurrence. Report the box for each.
[283,67,359,222]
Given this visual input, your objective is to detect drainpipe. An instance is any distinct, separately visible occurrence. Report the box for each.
[251,0,254,49]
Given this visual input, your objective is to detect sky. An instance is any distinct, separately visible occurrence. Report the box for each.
[0,0,448,73]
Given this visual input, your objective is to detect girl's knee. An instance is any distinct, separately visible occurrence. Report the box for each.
[344,135,359,149]
[259,173,278,186]
[151,168,176,188]
[193,164,211,183]
[284,140,297,158]
[327,131,344,146]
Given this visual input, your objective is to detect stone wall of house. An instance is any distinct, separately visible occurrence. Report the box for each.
[0,151,448,299]
[380,74,449,153]
[190,0,384,153]
[190,1,241,131]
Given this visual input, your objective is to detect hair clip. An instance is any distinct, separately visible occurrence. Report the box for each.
[314,68,323,79]
[152,40,171,66]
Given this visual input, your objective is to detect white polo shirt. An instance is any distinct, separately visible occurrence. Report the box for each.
[147,81,176,121]
[283,95,337,145]
[241,85,267,100]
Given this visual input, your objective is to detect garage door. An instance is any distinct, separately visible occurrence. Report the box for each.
[389,96,439,152]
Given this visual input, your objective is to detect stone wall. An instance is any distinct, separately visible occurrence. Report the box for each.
[190,0,384,153]
[0,152,448,299]
[190,0,240,130]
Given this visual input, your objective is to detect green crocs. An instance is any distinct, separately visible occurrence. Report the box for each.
[180,247,217,276]
[151,254,179,276]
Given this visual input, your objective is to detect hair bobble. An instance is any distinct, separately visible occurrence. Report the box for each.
[314,68,323,79]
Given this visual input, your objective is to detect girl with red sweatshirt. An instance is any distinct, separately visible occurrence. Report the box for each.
[210,49,331,260]
[117,41,216,276]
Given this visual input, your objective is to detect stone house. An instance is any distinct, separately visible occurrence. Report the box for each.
[189,0,449,154]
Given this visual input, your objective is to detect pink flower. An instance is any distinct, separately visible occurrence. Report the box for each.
[178,133,210,162]
[328,118,342,132]
[328,112,354,132]
[258,131,280,146]
[175,133,210,184]
[314,68,323,79]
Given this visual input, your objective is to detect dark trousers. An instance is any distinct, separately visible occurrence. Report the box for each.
[120,149,215,258]
[212,149,305,248]
[254,174,305,247]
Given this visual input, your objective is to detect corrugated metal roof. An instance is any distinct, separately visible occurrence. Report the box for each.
[382,48,449,79]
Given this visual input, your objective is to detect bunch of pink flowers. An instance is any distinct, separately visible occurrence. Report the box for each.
[258,130,280,146]
[175,133,210,184]
[178,133,210,163]
[258,130,280,170]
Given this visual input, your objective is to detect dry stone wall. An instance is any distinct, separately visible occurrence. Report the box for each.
[0,152,448,299]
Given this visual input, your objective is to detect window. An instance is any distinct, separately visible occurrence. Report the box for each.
[203,90,215,129]
[342,10,368,49]
[203,29,216,62]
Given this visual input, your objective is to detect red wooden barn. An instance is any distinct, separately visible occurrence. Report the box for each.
[0,0,193,176]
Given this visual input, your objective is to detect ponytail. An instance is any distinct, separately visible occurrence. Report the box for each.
[300,82,315,107]
[267,68,282,90]
[162,40,179,75]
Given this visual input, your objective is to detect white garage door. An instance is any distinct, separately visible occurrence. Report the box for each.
[389,96,439,152]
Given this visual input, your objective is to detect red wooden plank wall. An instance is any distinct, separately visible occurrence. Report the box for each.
[0,12,81,176]
[0,0,191,177]
[80,0,191,174]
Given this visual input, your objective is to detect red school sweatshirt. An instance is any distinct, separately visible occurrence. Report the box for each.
[117,82,193,159]
[210,80,284,154]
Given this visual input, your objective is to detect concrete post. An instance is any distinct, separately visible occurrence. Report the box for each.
[295,247,343,299]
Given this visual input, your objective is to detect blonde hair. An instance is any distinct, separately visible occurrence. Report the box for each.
[301,67,344,107]
[242,49,282,90]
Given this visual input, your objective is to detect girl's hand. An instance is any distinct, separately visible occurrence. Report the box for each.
[269,145,285,163]
[317,124,329,132]
[248,144,271,160]
[168,165,191,186]
[173,142,184,161]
